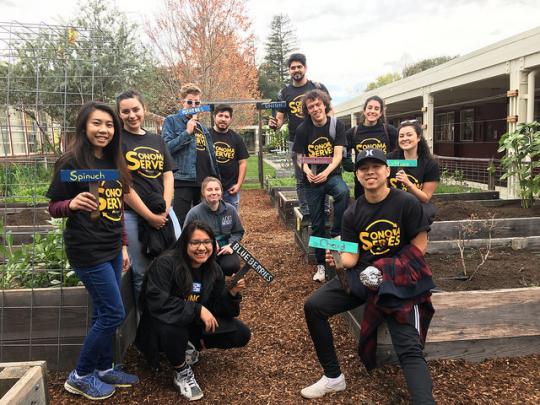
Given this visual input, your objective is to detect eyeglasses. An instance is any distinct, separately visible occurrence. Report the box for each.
[401,119,418,125]
[188,239,213,247]
[184,100,201,106]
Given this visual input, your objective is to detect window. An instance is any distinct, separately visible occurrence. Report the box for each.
[435,112,454,141]
[460,109,474,141]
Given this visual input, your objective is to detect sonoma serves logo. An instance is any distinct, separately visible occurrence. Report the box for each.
[355,138,387,153]
[214,141,235,163]
[307,136,333,157]
[97,180,123,222]
[125,146,164,179]
[359,219,400,255]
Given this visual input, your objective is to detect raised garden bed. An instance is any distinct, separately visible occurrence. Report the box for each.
[0,361,48,404]
[0,270,137,371]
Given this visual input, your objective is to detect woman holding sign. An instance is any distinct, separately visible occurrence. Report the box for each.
[135,220,251,401]
[184,176,244,277]
[387,121,439,222]
[47,101,138,400]
[116,90,181,303]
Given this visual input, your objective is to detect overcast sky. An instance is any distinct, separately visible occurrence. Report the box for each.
[1,0,540,103]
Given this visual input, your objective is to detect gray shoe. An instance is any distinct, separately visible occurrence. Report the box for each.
[173,365,203,401]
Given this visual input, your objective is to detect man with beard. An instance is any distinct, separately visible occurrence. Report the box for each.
[269,53,332,222]
[210,104,249,209]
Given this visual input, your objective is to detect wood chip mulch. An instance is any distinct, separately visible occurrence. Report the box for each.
[48,189,540,404]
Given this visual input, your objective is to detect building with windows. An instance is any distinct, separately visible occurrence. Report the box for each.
[334,26,540,194]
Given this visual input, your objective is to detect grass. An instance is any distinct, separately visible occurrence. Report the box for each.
[243,155,276,189]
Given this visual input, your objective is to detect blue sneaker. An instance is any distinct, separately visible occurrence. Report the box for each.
[64,370,115,400]
[98,364,139,387]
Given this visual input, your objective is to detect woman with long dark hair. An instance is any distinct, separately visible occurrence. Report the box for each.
[388,121,440,222]
[135,220,251,401]
[116,90,181,304]
[344,95,398,198]
[47,101,138,400]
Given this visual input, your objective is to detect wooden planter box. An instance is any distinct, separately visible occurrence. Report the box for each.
[0,270,137,371]
[268,186,295,209]
[432,191,499,202]
[0,361,48,405]
[344,287,540,363]
[428,217,540,253]
[277,190,300,227]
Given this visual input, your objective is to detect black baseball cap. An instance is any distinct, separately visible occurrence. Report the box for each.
[355,148,388,169]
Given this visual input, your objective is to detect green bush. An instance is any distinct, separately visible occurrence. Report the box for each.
[0,218,79,289]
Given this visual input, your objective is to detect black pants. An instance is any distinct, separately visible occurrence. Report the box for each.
[217,252,241,277]
[304,277,435,405]
[155,318,251,367]
[173,184,201,228]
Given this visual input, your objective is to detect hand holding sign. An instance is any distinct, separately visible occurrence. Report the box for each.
[309,236,359,295]
[61,169,119,220]
[256,101,286,130]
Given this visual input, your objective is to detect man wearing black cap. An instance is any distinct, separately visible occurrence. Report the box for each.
[301,148,436,404]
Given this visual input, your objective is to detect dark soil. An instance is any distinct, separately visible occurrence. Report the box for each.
[47,189,540,404]
[1,207,50,226]
[428,248,540,291]
[435,200,540,221]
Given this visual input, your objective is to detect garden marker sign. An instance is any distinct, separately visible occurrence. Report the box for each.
[60,169,119,220]
[177,104,212,117]
[255,101,287,111]
[309,236,359,294]
[229,241,274,287]
[387,159,417,167]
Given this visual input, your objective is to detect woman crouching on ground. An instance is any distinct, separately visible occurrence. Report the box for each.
[135,220,251,401]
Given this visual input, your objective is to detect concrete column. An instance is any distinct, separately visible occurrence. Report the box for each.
[422,91,434,152]
[506,59,529,198]
[350,112,357,128]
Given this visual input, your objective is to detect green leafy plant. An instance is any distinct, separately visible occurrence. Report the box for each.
[498,122,540,208]
[0,218,79,289]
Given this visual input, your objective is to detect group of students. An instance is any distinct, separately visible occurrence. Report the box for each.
[47,52,440,403]
[47,89,250,401]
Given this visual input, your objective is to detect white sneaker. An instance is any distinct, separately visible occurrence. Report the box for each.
[185,341,200,366]
[301,374,346,399]
[313,265,326,282]
[332,235,341,240]
[173,365,203,401]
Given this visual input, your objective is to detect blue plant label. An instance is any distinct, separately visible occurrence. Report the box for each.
[256,101,287,110]
[177,104,212,117]
[387,159,417,167]
[308,236,358,254]
[231,241,274,283]
[60,169,119,182]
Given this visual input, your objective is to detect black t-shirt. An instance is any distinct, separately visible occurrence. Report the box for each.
[341,188,430,267]
[293,118,347,180]
[122,129,175,202]
[195,125,213,184]
[387,151,440,192]
[46,158,124,268]
[210,129,249,190]
[345,122,397,155]
[277,80,331,141]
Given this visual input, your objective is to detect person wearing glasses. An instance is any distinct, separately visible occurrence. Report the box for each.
[161,83,220,227]
[135,220,251,401]
[387,121,439,223]
[184,177,244,277]
[343,95,398,199]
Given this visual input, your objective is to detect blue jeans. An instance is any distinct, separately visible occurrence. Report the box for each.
[304,175,350,264]
[73,253,125,375]
[125,209,181,304]
[289,141,310,215]
[222,190,240,210]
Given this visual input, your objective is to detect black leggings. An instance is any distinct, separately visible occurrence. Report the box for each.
[155,318,251,367]
[304,276,435,405]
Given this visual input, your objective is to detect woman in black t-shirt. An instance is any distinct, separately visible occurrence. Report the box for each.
[344,95,398,198]
[388,121,440,222]
[116,90,181,303]
[135,221,251,401]
[46,101,138,400]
